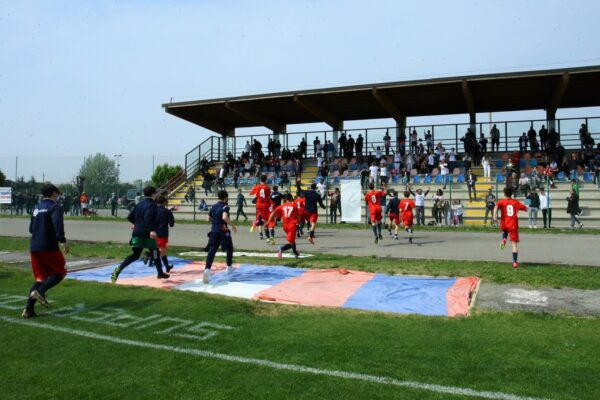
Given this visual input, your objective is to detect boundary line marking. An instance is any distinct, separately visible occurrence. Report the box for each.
[0,315,549,400]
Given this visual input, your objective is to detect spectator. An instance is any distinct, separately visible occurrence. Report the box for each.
[566,188,583,229]
[410,129,418,154]
[424,130,433,153]
[369,162,379,187]
[328,188,341,223]
[313,136,321,157]
[484,188,496,226]
[383,131,392,156]
[479,134,488,155]
[538,187,550,228]
[490,124,500,152]
[356,134,364,157]
[326,140,334,163]
[482,155,491,180]
[448,148,457,172]
[280,171,289,190]
[466,169,477,201]
[198,199,209,211]
[80,192,90,217]
[518,132,528,154]
[398,129,407,156]
[379,160,389,186]
[408,185,430,226]
[526,188,540,228]
[320,161,330,188]
[347,135,355,160]
[359,167,369,191]
[432,189,445,226]
[463,154,472,173]
[518,174,530,198]
[451,199,464,226]
[440,162,449,189]
[539,125,548,152]
[338,133,347,158]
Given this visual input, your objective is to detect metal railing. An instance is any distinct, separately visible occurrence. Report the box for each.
[182,116,600,181]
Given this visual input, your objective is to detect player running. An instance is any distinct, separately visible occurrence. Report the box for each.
[266,193,300,258]
[493,187,528,268]
[365,182,387,243]
[399,191,416,243]
[294,191,306,238]
[265,199,277,245]
[203,190,237,283]
[385,190,401,240]
[249,174,271,241]
[301,183,326,244]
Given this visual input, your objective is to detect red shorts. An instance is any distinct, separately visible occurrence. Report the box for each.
[502,228,520,243]
[369,208,382,223]
[305,211,318,223]
[402,214,414,228]
[156,237,169,250]
[267,218,277,229]
[256,206,271,222]
[283,223,297,244]
[31,251,67,281]
[388,213,400,225]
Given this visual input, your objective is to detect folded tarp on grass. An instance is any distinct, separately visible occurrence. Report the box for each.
[68,261,479,317]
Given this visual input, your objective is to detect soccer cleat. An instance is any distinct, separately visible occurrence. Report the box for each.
[308,236,315,245]
[250,221,257,232]
[111,266,122,283]
[388,231,393,237]
[394,235,398,240]
[203,270,210,284]
[157,272,170,279]
[500,239,507,250]
[296,232,301,238]
[142,251,151,265]
[374,237,378,244]
[579,223,584,229]
[30,290,49,307]
[226,265,234,274]
[166,264,174,273]
[277,246,283,258]
[512,262,519,268]
[21,308,38,319]
[378,234,383,240]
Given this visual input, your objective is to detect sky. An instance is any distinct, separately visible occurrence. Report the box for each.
[1,0,599,183]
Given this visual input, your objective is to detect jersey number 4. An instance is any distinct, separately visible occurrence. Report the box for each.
[259,189,265,198]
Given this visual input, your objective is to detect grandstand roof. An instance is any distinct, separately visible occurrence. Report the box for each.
[162,65,600,135]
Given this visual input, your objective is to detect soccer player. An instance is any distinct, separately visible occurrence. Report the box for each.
[111,186,169,283]
[155,194,175,272]
[265,199,277,245]
[399,191,416,243]
[266,193,300,258]
[294,191,306,238]
[493,187,528,268]
[249,174,271,240]
[22,184,69,318]
[203,190,237,284]
[386,190,401,240]
[365,182,386,243]
[301,183,326,244]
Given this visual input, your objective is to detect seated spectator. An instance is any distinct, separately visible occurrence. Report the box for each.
[198,199,209,211]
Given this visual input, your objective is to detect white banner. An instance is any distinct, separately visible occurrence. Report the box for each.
[341,180,362,222]
[0,187,11,204]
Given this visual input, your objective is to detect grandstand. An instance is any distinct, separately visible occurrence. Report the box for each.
[162,66,600,227]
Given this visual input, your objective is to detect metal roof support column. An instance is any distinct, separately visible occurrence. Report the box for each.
[396,115,406,154]
[273,126,287,148]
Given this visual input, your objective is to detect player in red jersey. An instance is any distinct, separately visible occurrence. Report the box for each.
[267,193,300,258]
[364,182,387,243]
[293,192,306,238]
[399,191,416,243]
[493,187,528,268]
[265,200,277,245]
[249,174,271,241]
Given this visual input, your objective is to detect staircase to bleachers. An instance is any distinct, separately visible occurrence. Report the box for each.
[165,153,600,228]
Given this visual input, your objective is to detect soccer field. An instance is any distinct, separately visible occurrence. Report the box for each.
[1,243,599,399]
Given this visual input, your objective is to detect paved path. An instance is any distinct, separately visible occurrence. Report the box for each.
[1,218,598,266]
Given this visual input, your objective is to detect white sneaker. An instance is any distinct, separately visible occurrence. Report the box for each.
[528,225,532,229]
[226,266,234,274]
[203,270,210,284]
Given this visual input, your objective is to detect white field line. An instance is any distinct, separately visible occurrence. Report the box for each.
[0,315,549,400]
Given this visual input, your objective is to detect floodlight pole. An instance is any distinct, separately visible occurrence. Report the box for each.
[114,154,122,217]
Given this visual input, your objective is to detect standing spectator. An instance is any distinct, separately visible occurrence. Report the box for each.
[80,192,90,217]
[383,131,392,156]
[313,136,321,157]
[235,189,248,221]
[326,140,334,163]
[539,125,548,152]
[110,192,118,217]
[579,124,588,149]
[566,188,583,229]
[328,188,341,223]
[538,187,550,228]
[440,162,450,189]
[490,124,500,152]
[356,134,364,158]
[408,185,430,226]
[424,130,433,153]
[526,188,540,228]
[482,155,491,180]
[320,161,330,188]
[479,134,488,155]
[518,133,528,154]
[280,171,289,190]
[398,129,406,156]
[448,148,457,173]
[359,167,369,191]
[466,169,478,201]
[432,189,445,226]
[186,185,196,203]
[71,194,80,216]
[369,162,379,187]
[410,129,418,154]
[347,135,355,160]
[451,199,464,226]
[379,160,389,186]
[300,138,308,158]
[338,132,347,158]
[484,188,496,226]
[527,125,537,150]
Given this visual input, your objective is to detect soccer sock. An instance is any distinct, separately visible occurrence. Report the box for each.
[270,229,275,238]
[502,232,508,241]
[372,225,378,238]
[309,230,315,239]
[281,244,292,251]
[513,252,518,262]
[377,223,382,236]
[38,275,63,295]
[153,251,165,274]
[26,281,42,310]
[292,243,298,255]
[265,229,270,238]
[408,228,413,236]
[161,255,170,267]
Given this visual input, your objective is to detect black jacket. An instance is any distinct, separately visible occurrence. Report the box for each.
[128,197,157,238]
[29,199,66,251]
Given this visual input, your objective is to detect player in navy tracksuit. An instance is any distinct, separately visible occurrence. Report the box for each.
[23,184,69,318]
[111,186,169,283]
[301,183,326,244]
[155,194,175,271]
[203,190,237,284]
